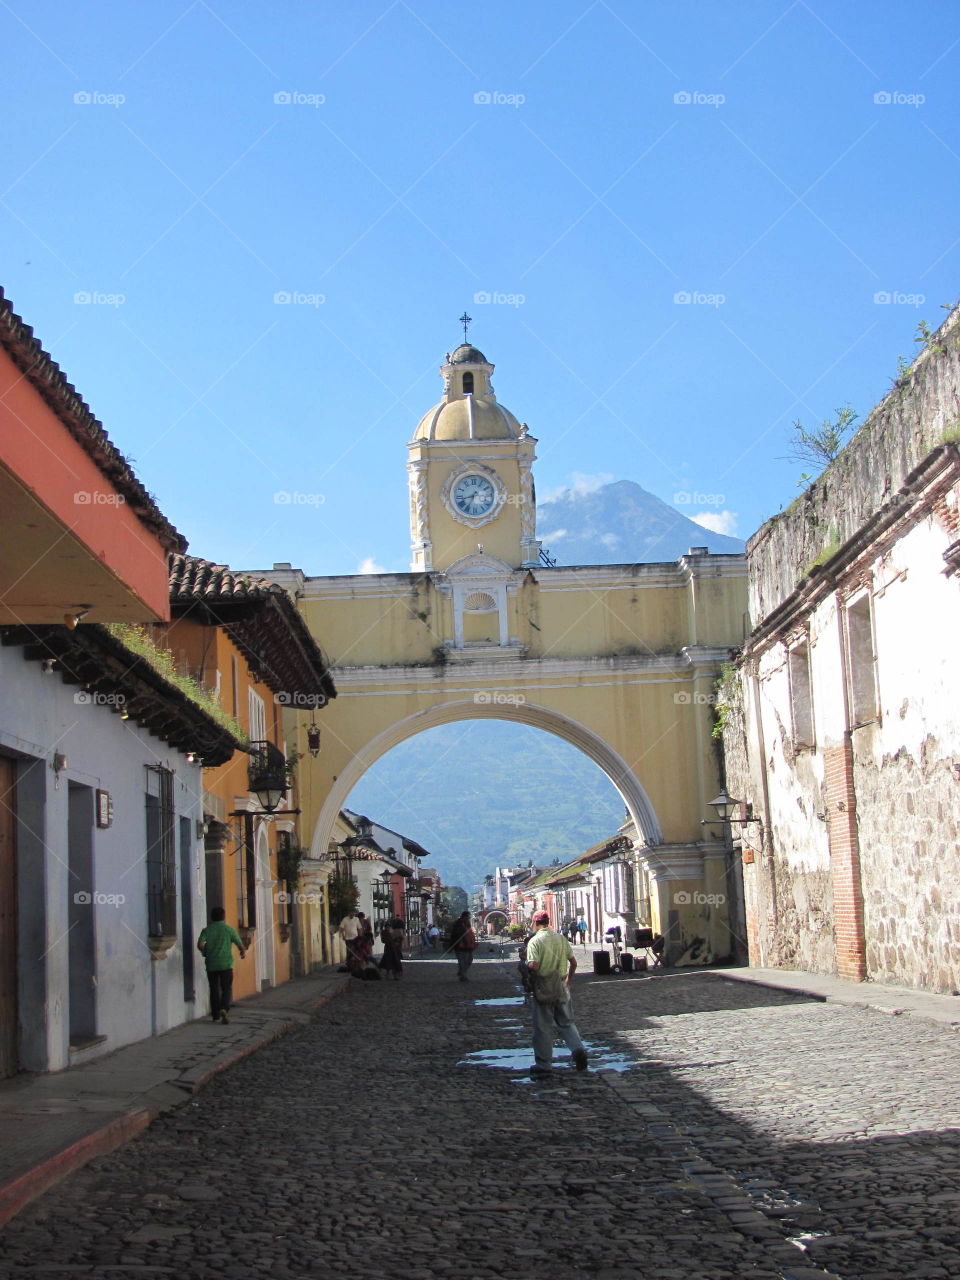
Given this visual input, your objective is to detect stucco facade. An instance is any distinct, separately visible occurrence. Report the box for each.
[0,638,212,1072]
[723,307,960,991]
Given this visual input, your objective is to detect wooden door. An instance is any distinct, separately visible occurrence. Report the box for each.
[0,756,18,1078]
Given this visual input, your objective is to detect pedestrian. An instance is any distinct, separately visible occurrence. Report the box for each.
[577,917,587,945]
[380,917,405,980]
[197,906,246,1025]
[427,922,440,950]
[525,909,588,1077]
[450,910,477,982]
[339,908,362,974]
[350,911,376,979]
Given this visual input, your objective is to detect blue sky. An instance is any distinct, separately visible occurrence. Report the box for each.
[3,1,958,575]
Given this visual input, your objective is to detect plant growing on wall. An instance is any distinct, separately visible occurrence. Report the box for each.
[327,871,359,924]
[787,405,859,485]
[276,839,302,886]
[105,623,246,742]
[711,661,738,742]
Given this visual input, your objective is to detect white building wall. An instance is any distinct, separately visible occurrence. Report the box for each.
[0,644,207,1072]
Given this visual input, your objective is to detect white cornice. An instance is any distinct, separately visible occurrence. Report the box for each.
[327,649,728,688]
[637,841,725,879]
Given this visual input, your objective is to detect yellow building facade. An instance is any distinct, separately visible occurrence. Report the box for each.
[269,342,749,965]
[168,555,335,994]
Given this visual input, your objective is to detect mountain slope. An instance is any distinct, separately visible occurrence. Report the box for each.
[344,720,625,892]
[537,479,743,565]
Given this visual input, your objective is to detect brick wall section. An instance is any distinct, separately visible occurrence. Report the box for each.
[823,738,867,981]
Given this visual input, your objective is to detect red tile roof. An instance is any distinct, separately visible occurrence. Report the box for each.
[0,287,185,554]
[169,553,336,703]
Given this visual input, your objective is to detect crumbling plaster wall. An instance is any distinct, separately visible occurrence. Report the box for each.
[723,650,836,975]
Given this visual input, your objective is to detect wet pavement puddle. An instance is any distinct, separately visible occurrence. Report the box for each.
[473,996,525,1007]
[457,1040,639,1074]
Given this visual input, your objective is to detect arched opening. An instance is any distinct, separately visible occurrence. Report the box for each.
[461,371,474,395]
[310,700,662,867]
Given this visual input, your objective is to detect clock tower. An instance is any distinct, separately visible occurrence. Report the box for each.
[407,342,540,573]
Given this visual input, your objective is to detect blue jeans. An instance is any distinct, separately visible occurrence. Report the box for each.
[531,994,585,1068]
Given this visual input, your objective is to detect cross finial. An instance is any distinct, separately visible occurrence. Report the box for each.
[459,312,472,341]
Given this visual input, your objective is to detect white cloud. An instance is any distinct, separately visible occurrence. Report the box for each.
[356,556,386,574]
[599,532,621,550]
[541,471,614,502]
[540,528,567,542]
[691,510,738,537]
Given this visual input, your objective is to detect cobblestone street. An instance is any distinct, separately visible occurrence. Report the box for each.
[1,957,959,1280]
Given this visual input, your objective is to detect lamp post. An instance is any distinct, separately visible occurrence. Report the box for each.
[376,868,393,925]
[706,789,749,965]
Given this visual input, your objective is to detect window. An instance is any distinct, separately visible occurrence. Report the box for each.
[277,830,295,931]
[236,813,256,930]
[788,641,815,748]
[248,688,266,743]
[231,655,239,721]
[846,594,879,725]
[145,767,177,939]
[462,372,474,394]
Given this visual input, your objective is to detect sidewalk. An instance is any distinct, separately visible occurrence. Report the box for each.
[0,967,349,1229]
[708,964,960,1028]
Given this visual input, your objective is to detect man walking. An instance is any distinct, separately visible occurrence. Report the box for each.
[450,910,477,982]
[197,907,246,1024]
[525,909,588,1077]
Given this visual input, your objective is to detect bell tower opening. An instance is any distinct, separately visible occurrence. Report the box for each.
[462,372,474,395]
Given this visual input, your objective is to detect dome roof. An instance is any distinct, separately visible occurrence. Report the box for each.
[415,396,522,442]
[448,344,489,365]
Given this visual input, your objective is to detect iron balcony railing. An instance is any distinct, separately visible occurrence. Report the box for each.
[247,739,287,796]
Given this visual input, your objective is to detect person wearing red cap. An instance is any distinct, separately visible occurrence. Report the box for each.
[525,909,588,1077]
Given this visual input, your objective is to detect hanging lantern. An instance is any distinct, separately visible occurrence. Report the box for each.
[307,723,321,757]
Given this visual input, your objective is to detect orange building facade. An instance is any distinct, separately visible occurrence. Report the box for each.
[166,556,336,999]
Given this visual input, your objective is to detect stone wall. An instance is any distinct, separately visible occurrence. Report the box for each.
[747,308,960,621]
[855,733,960,993]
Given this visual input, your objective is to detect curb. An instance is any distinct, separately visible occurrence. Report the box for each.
[709,968,960,1030]
[0,1107,153,1230]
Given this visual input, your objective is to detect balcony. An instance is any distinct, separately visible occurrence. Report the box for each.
[248,740,289,812]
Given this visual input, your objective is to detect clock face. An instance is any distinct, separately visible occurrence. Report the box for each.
[453,474,497,518]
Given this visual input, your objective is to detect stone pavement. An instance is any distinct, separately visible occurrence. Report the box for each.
[1,954,959,1279]
[0,968,348,1229]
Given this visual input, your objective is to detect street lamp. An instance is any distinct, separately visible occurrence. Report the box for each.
[704,789,752,966]
[254,778,287,814]
[708,788,738,823]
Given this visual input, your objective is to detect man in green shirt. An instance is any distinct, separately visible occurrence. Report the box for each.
[525,909,588,1077]
[197,907,246,1024]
